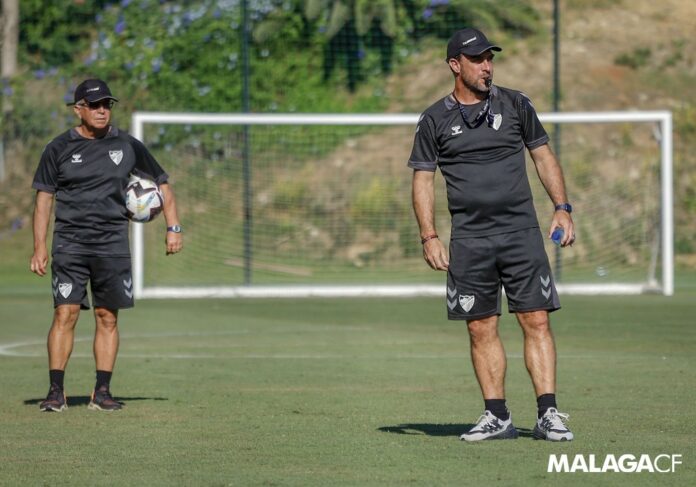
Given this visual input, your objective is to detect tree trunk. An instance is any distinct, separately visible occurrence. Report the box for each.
[0,0,18,181]
[1,0,18,80]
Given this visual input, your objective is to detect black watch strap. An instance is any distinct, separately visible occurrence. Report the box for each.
[554,203,572,213]
[167,225,182,233]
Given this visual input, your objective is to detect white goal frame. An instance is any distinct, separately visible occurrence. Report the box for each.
[131,111,673,298]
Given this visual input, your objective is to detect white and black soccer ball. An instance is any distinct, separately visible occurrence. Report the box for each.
[125,177,164,223]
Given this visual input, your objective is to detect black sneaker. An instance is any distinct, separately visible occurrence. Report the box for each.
[39,384,67,412]
[88,386,123,411]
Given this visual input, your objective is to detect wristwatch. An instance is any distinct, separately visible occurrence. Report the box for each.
[554,203,573,213]
[167,225,182,233]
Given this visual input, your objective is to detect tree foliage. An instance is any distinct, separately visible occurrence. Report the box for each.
[18,0,111,66]
[9,0,541,116]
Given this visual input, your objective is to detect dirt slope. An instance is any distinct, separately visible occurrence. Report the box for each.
[389,0,696,113]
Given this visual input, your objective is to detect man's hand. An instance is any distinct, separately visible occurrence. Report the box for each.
[549,211,575,247]
[423,238,449,270]
[165,232,183,255]
[30,247,49,276]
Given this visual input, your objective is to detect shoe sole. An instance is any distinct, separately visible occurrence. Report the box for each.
[461,425,519,442]
[40,404,67,412]
[87,402,122,412]
[532,426,573,442]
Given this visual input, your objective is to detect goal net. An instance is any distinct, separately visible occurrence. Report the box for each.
[130,111,673,298]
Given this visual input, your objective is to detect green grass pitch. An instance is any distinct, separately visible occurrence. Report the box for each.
[1,287,694,485]
[1,224,694,485]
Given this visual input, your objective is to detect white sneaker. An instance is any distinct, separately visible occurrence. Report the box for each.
[460,410,518,442]
[533,407,574,441]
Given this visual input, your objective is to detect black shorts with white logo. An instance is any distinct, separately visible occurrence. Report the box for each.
[51,253,134,310]
[446,228,560,320]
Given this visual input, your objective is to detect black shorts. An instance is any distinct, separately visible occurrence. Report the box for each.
[446,228,560,320]
[51,253,134,310]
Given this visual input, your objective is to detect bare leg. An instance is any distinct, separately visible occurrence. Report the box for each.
[47,304,81,370]
[467,315,506,399]
[93,307,119,372]
[516,310,556,396]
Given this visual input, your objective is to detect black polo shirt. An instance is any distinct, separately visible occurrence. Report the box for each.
[32,127,168,256]
[408,85,549,238]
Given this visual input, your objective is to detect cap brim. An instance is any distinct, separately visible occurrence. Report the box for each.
[464,45,502,56]
[86,95,119,102]
[66,96,119,106]
[447,45,502,61]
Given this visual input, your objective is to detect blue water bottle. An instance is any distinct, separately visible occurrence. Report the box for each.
[551,228,564,245]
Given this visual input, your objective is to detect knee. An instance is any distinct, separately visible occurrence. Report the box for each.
[467,318,499,344]
[519,312,551,335]
[94,308,118,331]
[52,305,80,330]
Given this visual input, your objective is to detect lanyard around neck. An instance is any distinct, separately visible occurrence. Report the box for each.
[452,92,492,129]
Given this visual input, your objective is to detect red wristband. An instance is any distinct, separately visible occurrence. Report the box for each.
[421,234,439,244]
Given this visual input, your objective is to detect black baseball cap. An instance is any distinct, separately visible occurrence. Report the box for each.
[67,79,119,106]
[446,28,502,61]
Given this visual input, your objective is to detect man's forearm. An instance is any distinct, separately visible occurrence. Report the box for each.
[33,191,53,251]
[412,170,438,237]
[531,144,569,205]
[159,183,181,227]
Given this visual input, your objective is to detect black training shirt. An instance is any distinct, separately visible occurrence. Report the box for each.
[408,85,549,238]
[32,127,168,256]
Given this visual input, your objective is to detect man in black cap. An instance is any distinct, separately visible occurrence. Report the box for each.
[30,79,184,412]
[408,29,576,441]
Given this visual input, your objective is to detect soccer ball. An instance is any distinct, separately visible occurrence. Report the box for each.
[125,176,164,222]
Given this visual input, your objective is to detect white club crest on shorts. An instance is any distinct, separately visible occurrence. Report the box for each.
[58,283,72,299]
[109,150,123,165]
[459,294,475,312]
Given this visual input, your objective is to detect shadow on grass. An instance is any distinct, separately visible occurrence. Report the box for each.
[378,423,534,438]
[23,396,168,407]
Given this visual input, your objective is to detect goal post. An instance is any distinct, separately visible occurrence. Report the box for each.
[130,110,673,298]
